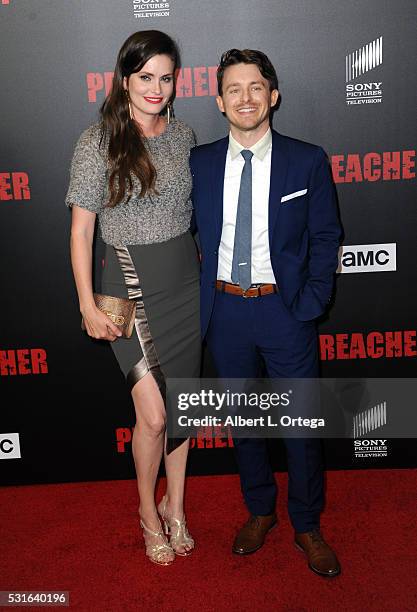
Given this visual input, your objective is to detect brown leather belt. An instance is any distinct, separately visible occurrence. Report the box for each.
[216,280,278,298]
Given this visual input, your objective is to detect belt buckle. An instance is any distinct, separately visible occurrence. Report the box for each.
[242,287,258,298]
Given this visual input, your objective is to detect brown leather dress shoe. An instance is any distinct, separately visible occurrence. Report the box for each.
[295,530,341,577]
[232,514,277,555]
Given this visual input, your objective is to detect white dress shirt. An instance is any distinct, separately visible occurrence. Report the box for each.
[217,128,276,284]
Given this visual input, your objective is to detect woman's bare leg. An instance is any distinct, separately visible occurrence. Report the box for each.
[162,439,193,553]
[131,372,165,530]
[131,372,191,554]
[164,439,189,516]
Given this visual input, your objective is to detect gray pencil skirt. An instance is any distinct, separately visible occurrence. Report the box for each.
[101,231,201,440]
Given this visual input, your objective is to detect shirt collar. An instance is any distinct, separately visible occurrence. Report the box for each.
[228,128,272,161]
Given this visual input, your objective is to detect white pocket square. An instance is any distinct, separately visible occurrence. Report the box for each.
[281,189,307,203]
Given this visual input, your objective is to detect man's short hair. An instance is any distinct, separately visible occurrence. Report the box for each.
[217,48,279,96]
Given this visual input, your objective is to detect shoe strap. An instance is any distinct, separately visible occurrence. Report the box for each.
[159,499,194,547]
[169,519,194,545]
[146,541,172,554]
[140,519,165,539]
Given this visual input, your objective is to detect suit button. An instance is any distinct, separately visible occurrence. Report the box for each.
[214,250,218,255]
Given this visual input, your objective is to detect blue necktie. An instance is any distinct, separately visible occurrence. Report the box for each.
[231,149,253,291]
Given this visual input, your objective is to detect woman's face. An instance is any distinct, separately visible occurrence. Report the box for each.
[124,54,175,122]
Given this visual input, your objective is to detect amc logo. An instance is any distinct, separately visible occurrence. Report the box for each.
[338,243,396,274]
[0,433,21,459]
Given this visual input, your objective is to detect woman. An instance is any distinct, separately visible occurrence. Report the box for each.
[66,30,200,566]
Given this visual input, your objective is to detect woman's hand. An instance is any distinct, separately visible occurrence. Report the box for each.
[81,305,122,342]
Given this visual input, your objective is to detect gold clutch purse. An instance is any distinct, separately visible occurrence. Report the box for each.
[81,293,136,338]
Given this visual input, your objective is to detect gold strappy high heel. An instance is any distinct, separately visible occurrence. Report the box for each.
[158,495,195,556]
[139,518,175,566]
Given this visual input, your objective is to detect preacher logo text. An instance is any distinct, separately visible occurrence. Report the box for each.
[331,150,415,183]
[319,331,416,361]
[87,66,218,102]
[0,349,48,376]
[115,426,233,452]
[0,172,31,200]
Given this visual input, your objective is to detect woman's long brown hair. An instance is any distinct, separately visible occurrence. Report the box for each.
[100,30,179,207]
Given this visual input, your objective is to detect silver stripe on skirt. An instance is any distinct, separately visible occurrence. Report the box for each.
[113,246,166,401]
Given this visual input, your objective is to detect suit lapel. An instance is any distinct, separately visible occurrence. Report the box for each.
[268,130,289,246]
[211,137,229,243]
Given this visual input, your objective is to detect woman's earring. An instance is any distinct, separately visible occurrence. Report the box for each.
[125,90,134,121]
[167,102,173,125]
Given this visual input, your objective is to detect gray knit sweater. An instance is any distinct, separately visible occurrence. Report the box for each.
[65,119,195,246]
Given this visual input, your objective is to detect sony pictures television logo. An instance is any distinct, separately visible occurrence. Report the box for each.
[0,433,21,459]
[354,439,388,458]
[345,36,383,105]
[132,0,170,19]
[353,401,388,458]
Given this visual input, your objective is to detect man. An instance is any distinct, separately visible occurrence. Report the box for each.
[190,49,342,577]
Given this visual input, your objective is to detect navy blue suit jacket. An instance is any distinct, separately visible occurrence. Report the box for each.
[190,130,342,338]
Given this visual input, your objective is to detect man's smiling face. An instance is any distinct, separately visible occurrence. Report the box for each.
[216,62,279,136]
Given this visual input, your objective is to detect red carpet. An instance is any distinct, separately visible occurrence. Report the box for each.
[2,470,417,612]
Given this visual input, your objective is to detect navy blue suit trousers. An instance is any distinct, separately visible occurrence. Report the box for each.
[206,290,324,532]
